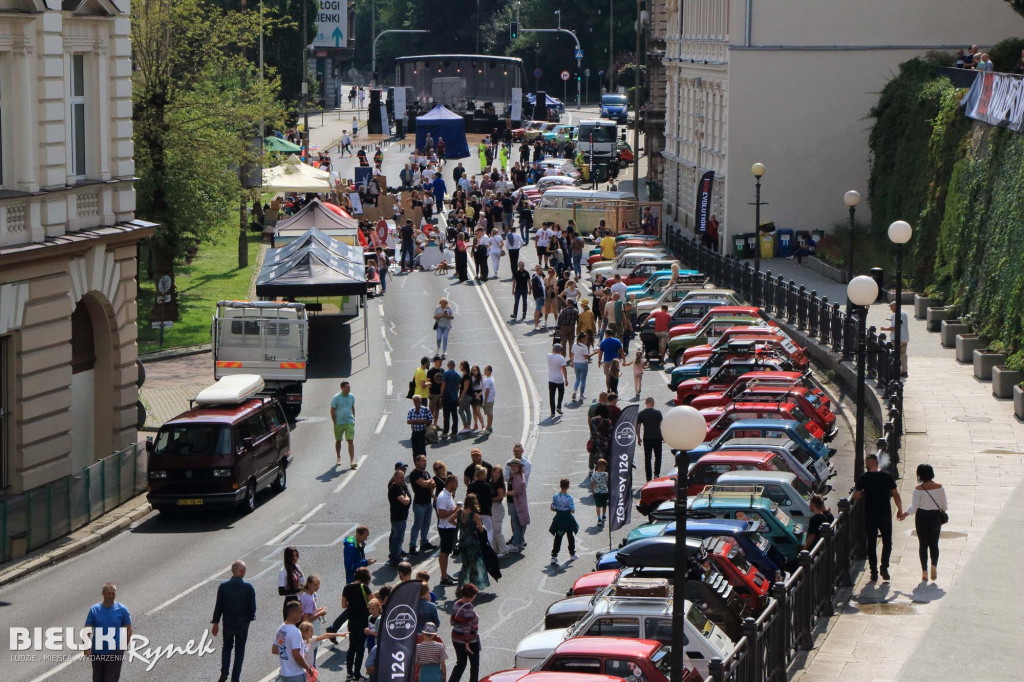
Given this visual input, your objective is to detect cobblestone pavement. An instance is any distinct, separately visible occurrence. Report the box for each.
[139,352,212,430]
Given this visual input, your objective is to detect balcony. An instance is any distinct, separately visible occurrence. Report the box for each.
[0,181,134,249]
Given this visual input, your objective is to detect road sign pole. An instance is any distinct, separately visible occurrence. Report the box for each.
[563,79,567,107]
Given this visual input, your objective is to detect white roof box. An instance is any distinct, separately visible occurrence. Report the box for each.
[195,375,265,405]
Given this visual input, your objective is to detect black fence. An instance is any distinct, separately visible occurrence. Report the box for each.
[662,231,905,680]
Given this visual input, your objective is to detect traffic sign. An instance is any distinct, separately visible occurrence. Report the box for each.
[533,67,543,78]
[312,0,347,48]
[151,321,174,329]
[561,70,570,81]
[574,48,584,59]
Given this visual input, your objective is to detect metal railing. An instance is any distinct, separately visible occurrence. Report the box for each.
[0,443,147,564]
[664,230,904,679]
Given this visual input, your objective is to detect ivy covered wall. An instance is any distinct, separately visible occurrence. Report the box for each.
[868,55,1024,367]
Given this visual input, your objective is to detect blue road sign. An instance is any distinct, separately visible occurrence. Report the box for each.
[533,67,543,78]
[574,48,584,59]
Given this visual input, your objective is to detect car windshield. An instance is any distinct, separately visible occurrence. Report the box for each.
[154,423,233,456]
[686,603,714,638]
[791,476,813,499]
[603,95,628,106]
[652,647,672,677]
[793,422,816,442]
[578,124,617,143]
[749,531,772,553]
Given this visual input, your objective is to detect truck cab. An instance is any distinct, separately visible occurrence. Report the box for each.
[577,118,620,160]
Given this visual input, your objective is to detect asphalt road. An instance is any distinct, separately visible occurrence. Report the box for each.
[1,116,858,682]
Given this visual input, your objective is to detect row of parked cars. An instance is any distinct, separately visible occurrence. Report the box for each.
[481,236,843,681]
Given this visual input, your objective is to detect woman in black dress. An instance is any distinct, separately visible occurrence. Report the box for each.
[342,566,373,679]
[455,232,470,282]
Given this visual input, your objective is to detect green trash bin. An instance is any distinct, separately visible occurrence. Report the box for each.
[760,232,776,259]
[745,233,757,258]
[733,234,746,256]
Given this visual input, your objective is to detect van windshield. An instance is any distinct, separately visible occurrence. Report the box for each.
[603,95,628,106]
[577,124,617,143]
[155,424,233,456]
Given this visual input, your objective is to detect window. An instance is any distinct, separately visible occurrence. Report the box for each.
[70,54,86,179]
[605,659,642,679]
[239,414,269,443]
[263,404,286,431]
[586,617,640,638]
[643,617,673,645]
[154,424,233,457]
[548,658,601,674]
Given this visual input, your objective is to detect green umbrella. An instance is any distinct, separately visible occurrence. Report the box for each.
[264,136,302,153]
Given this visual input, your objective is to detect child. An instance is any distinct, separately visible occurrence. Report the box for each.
[549,477,579,565]
[590,459,610,525]
[364,597,382,652]
[627,348,648,399]
[298,620,347,674]
[607,358,621,394]
[414,622,449,682]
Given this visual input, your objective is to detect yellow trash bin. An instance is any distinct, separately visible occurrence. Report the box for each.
[760,233,776,259]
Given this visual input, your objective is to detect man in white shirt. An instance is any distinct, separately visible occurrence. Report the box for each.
[506,230,524,272]
[273,602,313,682]
[547,344,568,418]
[881,301,910,376]
[609,275,628,300]
[481,365,496,434]
[535,224,552,267]
[434,474,460,585]
[504,443,532,485]
[340,131,353,156]
[422,166,436,183]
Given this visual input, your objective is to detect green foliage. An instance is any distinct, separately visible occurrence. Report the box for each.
[1004,0,1024,18]
[616,63,645,88]
[989,37,1024,72]
[1006,349,1024,373]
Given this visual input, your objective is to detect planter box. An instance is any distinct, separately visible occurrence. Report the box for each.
[992,366,1024,399]
[1015,385,1024,420]
[914,294,934,320]
[955,334,983,363]
[973,350,1007,381]
[925,306,950,332]
[805,256,846,284]
[885,290,917,305]
[940,320,970,348]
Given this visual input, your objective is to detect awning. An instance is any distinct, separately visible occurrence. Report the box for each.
[262,155,333,193]
[256,235,367,297]
[264,137,303,153]
[265,226,365,266]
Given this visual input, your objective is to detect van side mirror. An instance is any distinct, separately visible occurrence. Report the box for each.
[145,437,154,454]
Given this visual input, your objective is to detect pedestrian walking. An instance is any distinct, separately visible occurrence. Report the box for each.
[882,301,910,377]
[374,247,389,294]
[416,623,449,682]
[606,358,621,394]
[211,561,257,682]
[488,228,504,275]
[388,463,412,567]
[409,454,438,555]
[331,381,357,469]
[455,494,491,591]
[400,219,417,272]
[480,366,496,434]
[341,567,373,679]
[534,223,551,267]
[341,130,353,156]
[898,463,947,581]
[549,478,579,564]
[505,458,531,551]
[457,361,474,434]
[352,116,359,137]
[511,262,530,321]
[273,601,315,682]
[597,329,624,381]
[587,405,613,475]
[435,474,461,585]
[637,398,664,481]
[590,460,610,525]
[570,233,584,279]
[407,396,433,457]
[569,333,593,402]
[506,229,523,275]
[854,453,904,581]
[434,298,455,357]
[448,584,481,682]
[557,301,579,352]
[489,466,509,557]
[531,266,546,330]
[85,583,132,682]
[543,269,559,328]
[648,304,672,364]
[546,344,568,418]
[577,300,596,348]
[440,360,462,438]
[278,546,303,618]
[455,232,470,282]
[473,227,490,281]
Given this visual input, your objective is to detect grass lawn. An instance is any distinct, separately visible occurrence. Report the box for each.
[138,221,261,353]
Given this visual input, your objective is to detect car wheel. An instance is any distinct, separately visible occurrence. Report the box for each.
[272,464,287,493]
[619,158,629,169]
[243,481,256,513]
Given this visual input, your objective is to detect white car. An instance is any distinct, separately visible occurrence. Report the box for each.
[590,250,672,280]
[521,176,577,201]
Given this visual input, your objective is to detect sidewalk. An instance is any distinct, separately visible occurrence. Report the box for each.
[763,258,1024,681]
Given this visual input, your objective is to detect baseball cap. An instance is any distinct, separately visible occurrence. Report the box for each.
[394,461,408,470]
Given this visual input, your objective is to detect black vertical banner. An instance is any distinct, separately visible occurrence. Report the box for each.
[695,170,715,234]
[608,404,639,531]
[375,580,420,682]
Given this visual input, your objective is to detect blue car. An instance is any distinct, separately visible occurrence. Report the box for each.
[600,93,629,123]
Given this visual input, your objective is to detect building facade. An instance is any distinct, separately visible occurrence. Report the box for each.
[0,0,152,495]
[660,0,1024,251]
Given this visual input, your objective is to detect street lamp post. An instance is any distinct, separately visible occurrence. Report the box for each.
[301,0,309,156]
[751,162,766,306]
[848,275,879,479]
[661,406,707,682]
[844,190,861,283]
[888,220,912,380]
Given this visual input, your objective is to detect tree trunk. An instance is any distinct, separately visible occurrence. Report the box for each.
[238,197,249,268]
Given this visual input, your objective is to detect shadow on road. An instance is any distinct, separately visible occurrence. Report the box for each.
[308,316,354,379]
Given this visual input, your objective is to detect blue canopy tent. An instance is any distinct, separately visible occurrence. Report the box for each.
[414,105,470,158]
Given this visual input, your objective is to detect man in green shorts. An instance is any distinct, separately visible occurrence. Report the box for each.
[330,381,357,469]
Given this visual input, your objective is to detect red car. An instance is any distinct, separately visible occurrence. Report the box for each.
[694,386,836,439]
[482,638,701,682]
[669,306,775,339]
[674,361,796,405]
[706,536,770,613]
[702,402,827,442]
[683,332,808,369]
[569,569,621,596]
[687,371,828,409]
[637,451,794,514]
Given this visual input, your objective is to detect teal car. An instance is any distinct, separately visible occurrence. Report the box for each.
[625,270,701,299]
[624,519,673,545]
[688,493,806,565]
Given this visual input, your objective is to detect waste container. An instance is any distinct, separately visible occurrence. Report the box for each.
[778,229,794,257]
[733,234,746,257]
[745,233,757,258]
[870,267,885,302]
[760,232,776,259]
[811,229,825,243]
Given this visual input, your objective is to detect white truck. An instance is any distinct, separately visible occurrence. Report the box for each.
[575,119,619,162]
[212,301,308,418]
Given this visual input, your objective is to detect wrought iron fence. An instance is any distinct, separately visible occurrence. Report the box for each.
[664,230,904,680]
[0,443,146,564]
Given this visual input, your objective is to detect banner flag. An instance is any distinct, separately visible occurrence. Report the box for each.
[962,71,1024,133]
[695,170,715,234]
[608,404,639,531]
[374,579,421,682]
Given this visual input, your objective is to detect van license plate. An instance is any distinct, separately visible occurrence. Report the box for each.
[177,499,203,506]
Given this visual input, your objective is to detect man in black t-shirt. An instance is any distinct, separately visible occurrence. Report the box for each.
[426,356,444,427]
[854,454,903,581]
[387,463,412,567]
[511,262,531,321]
[803,494,835,550]
[463,448,493,486]
[466,463,494,544]
[407,454,437,555]
[399,220,416,272]
[637,398,665,481]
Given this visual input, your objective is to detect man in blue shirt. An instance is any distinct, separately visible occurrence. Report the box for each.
[597,329,624,382]
[211,560,257,682]
[330,381,357,469]
[85,583,132,681]
[440,360,462,438]
[406,395,433,456]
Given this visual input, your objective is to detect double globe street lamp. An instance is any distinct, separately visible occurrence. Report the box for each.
[847,275,879,479]
[661,405,708,682]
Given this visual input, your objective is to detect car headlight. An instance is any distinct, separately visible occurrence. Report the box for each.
[150,470,167,479]
[213,468,233,478]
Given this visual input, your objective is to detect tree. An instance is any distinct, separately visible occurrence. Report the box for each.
[1006,0,1024,17]
[132,0,286,308]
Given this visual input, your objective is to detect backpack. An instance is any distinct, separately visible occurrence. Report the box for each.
[531,274,545,298]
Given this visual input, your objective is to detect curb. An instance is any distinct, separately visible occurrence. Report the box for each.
[0,502,153,588]
[139,344,211,363]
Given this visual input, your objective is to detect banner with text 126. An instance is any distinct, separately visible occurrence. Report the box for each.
[695,170,715,234]
[608,404,639,531]
[374,579,420,682]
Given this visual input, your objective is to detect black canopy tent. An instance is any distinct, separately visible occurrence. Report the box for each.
[264,226,365,268]
[256,238,367,298]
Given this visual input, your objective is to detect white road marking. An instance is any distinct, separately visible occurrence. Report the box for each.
[333,454,370,493]
[383,350,392,366]
[297,502,325,524]
[375,414,388,434]
[144,562,234,616]
[29,653,83,681]
[378,303,385,316]
[386,379,393,396]
[266,523,300,546]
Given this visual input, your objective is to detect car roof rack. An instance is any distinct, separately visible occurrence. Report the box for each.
[693,485,765,506]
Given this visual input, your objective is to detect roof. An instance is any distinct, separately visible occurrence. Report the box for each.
[256,230,367,297]
[552,637,663,658]
[275,200,359,234]
[519,674,625,682]
[262,156,332,193]
[696,451,780,464]
[681,519,753,534]
[739,371,804,380]
[716,470,799,484]
[593,598,671,617]
[396,54,523,64]
[164,398,266,426]
[691,494,774,511]
[417,104,465,121]
[715,438,797,450]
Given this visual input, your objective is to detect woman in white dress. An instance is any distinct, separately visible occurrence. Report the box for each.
[488,229,504,276]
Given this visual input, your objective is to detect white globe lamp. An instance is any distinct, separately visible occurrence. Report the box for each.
[661,406,708,451]
[888,220,912,244]
[847,275,878,307]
